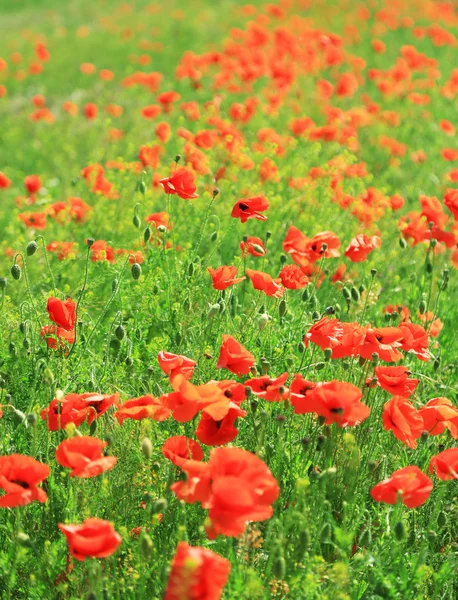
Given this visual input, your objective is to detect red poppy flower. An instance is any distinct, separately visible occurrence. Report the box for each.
[162,436,204,468]
[371,466,433,508]
[305,231,341,263]
[213,380,247,405]
[344,234,381,262]
[278,264,309,289]
[196,402,246,446]
[216,335,256,377]
[207,266,245,290]
[306,380,370,427]
[0,171,11,189]
[69,197,92,222]
[157,351,196,381]
[40,325,75,350]
[359,327,404,362]
[166,377,230,423]
[40,396,89,431]
[84,102,98,119]
[47,297,76,331]
[231,196,269,223]
[399,322,430,361]
[164,542,231,600]
[0,454,50,507]
[246,269,284,298]
[418,397,458,438]
[240,236,266,257]
[160,167,198,200]
[146,211,171,230]
[58,518,122,561]
[382,396,424,448]
[430,448,458,480]
[114,395,171,425]
[373,366,419,397]
[289,374,318,414]
[245,372,289,402]
[444,188,458,220]
[89,240,115,263]
[24,174,41,195]
[305,317,344,352]
[18,212,47,229]
[55,437,117,478]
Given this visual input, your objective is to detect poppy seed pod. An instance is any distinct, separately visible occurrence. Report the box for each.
[26,241,38,256]
[131,263,142,280]
[11,264,21,280]
[143,227,151,244]
[86,238,95,247]
[141,438,153,460]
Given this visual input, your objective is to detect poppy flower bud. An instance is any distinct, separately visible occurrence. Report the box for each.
[89,419,97,436]
[139,181,146,196]
[140,532,154,559]
[207,303,220,319]
[141,437,153,461]
[315,362,325,370]
[399,237,407,248]
[212,188,219,198]
[433,357,440,371]
[242,235,248,243]
[342,287,351,300]
[272,554,286,579]
[133,214,141,228]
[384,312,391,322]
[324,306,335,315]
[297,341,305,353]
[210,231,218,242]
[26,241,38,256]
[266,231,272,240]
[0,277,6,290]
[316,434,326,451]
[437,511,447,528]
[390,311,398,320]
[143,227,151,244]
[249,366,257,376]
[371,352,379,365]
[370,268,377,277]
[13,408,27,425]
[368,460,377,473]
[359,528,372,547]
[312,311,320,321]
[394,520,405,542]
[125,356,134,367]
[86,593,97,600]
[131,263,142,280]
[419,299,427,314]
[115,325,126,341]
[324,348,332,361]
[276,413,286,424]
[110,338,121,352]
[19,321,26,334]
[245,386,252,398]
[261,359,270,374]
[351,287,360,302]
[426,261,433,274]
[9,342,17,356]
[188,262,195,276]
[174,154,181,163]
[157,225,167,234]
[278,300,287,318]
[27,412,38,427]
[320,522,332,543]
[258,313,270,331]
[86,238,95,247]
[22,337,30,350]
[152,498,167,513]
[296,529,310,558]
[11,264,21,280]
[301,288,309,301]
[16,532,32,548]
[420,430,429,443]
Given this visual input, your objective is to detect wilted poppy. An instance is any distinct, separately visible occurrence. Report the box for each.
[371,466,433,508]
[0,454,49,507]
[55,437,117,478]
[58,518,122,561]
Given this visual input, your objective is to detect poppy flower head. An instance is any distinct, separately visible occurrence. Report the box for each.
[278,264,309,289]
[157,351,196,381]
[216,335,256,377]
[246,269,284,298]
[47,297,76,331]
[344,234,381,262]
[24,174,41,195]
[207,266,245,291]
[0,454,50,507]
[114,395,171,425]
[430,448,458,480]
[55,436,117,478]
[164,542,231,600]
[58,518,122,561]
[382,396,424,448]
[371,466,433,508]
[162,436,205,468]
[373,366,419,397]
[240,236,266,257]
[306,380,370,427]
[195,403,246,446]
[245,372,289,402]
[160,167,198,200]
[231,195,269,223]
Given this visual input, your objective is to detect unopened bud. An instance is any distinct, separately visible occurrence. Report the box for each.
[11,264,21,280]
[210,231,218,242]
[131,263,142,280]
[394,520,405,542]
[0,277,6,290]
[143,227,151,244]
[141,438,153,460]
[278,299,287,318]
[133,214,141,228]
[26,241,38,256]
[207,303,220,319]
[258,313,270,331]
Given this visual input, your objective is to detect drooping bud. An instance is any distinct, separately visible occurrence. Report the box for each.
[11,264,21,281]
[26,241,38,256]
[131,263,142,280]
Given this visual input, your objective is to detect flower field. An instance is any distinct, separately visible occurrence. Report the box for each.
[1,0,458,598]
